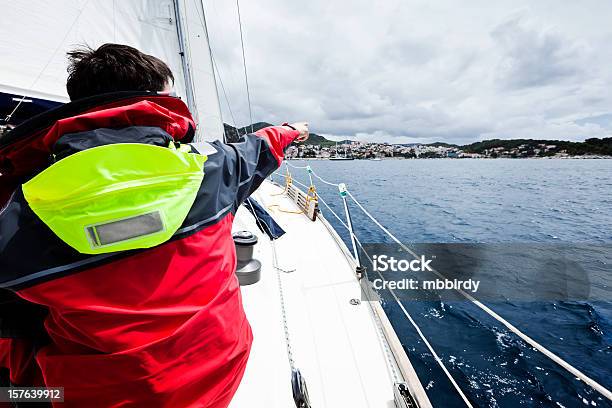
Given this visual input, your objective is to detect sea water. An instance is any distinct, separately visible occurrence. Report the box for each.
[277,158,612,408]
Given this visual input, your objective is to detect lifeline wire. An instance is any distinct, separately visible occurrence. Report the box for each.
[281,163,612,403]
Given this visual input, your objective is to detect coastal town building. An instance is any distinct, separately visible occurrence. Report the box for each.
[286,140,608,160]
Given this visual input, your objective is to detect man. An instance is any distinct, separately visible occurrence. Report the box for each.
[0,43,308,407]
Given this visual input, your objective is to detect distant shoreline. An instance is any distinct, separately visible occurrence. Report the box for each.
[288,156,612,160]
[224,122,612,159]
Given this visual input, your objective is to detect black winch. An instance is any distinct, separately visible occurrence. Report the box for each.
[233,230,261,286]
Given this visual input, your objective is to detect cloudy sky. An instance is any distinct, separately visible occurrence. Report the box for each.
[204,0,612,144]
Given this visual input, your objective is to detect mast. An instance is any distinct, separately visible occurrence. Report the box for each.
[172,0,198,128]
[172,0,225,142]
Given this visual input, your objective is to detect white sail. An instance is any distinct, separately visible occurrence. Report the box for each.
[0,1,184,101]
[0,0,224,141]
[174,0,225,141]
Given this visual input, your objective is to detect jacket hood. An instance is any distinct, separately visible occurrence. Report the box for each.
[0,92,195,204]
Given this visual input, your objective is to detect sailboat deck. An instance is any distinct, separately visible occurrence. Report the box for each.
[230,179,397,407]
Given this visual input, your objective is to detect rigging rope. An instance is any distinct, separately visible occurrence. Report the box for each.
[284,161,310,170]
[211,55,237,131]
[235,0,254,134]
[284,162,339,187]
[311,171,340,187]
[316,193,350,231]
[267,204,303,215]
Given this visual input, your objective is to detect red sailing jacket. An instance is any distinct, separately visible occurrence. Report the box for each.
[0,92,299,407]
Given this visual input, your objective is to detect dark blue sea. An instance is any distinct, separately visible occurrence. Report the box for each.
[274,158,612,408]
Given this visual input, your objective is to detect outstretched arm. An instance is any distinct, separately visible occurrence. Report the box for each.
[214,123,309,211]
[252,122,309,165]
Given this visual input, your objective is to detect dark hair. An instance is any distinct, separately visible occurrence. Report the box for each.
[66,43,174,101]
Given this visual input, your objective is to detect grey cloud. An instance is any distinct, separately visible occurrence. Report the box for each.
[204,0,612,143]
[575,113,612,127]
[491,14,583,89]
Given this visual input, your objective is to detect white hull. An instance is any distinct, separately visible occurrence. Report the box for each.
[230,179,430,407]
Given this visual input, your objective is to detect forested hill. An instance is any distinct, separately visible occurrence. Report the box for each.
[460,138,612,156]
